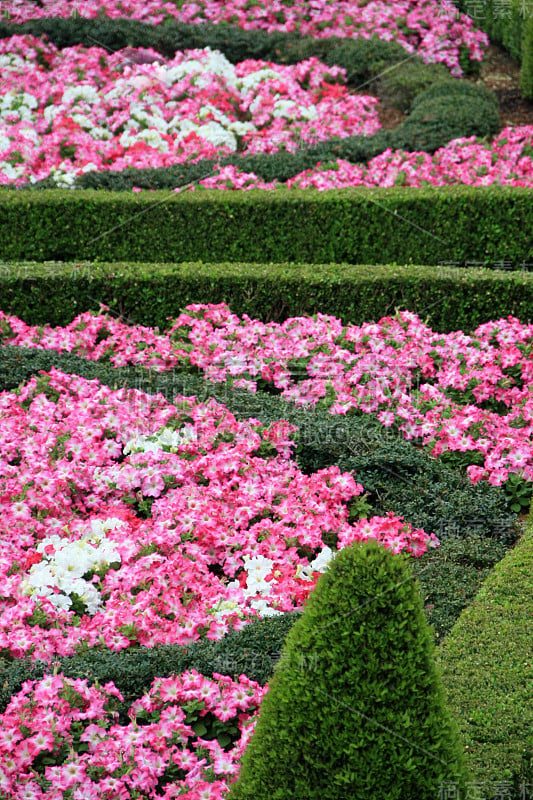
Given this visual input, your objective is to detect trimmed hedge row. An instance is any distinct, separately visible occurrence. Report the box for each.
[439,510,533,795]
[0,18,500,191]
[2,261,533,332]
[452,0,533,98]
[0,188,532,266]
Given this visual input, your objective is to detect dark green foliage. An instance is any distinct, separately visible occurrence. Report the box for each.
[228,540,469,800]
[0,612,301,717]
[412,534,506,640]
[1,262,533,334]
[439,517,533,791]
[0,346,519,546]
[377,61,451,112]
[1,188,532,266]
[391,81,500,152]
[521,16,533,99]
[410,79,500,111]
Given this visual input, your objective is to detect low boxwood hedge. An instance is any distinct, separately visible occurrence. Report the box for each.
[438,509,533,795]
[1,262,533,334]
[0,188,531,266]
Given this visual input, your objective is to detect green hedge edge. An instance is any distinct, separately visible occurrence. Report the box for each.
[1,261,533,331]
[439,503,533,794]
[1,188,532,266]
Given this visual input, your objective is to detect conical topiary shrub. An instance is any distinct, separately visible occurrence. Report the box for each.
[228,540,468,800]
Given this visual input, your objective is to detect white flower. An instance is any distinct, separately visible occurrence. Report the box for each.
[47,593,73,611]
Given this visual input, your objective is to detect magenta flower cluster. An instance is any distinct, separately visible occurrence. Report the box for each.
[0,36,379,186]
[0,669,266,798]
[3,0,488,76]
[2,305,531,487]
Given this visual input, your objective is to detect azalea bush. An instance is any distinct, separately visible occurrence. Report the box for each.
[2,305,532,488]
[2,0,489,76]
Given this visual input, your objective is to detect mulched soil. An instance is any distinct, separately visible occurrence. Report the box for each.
[474,43,533,127]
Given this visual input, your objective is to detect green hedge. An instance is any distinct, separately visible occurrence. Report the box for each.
[229,540,469,800]
[439,510,533,795]
[1,188,532,266]
[2,262,533,333]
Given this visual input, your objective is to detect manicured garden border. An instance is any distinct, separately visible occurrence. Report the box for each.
[1,260,533,331]
[438,504,533,792]
[1,187,532,266]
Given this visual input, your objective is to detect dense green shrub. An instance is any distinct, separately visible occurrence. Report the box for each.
[438,514,533,795]
[1,189,532,266]
[411,534,507,640]
[521,16,533,98]
[377,61,451,112]
[228,540,469,800]
[1,262,533,333]
[390,82,500,152]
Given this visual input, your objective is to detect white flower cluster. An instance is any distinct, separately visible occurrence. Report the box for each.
[22,519,122,614]
[123,424,197,454]
[298,545,334,579]
[214,547,335,620]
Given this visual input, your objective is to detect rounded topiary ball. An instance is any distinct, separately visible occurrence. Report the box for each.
[228,540,469,800]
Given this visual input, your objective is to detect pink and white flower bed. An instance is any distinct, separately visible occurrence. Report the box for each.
[2,305,533,486]
[0,669,266,798]
[0,364,436,796]
[0,366,434,662]
[3,0,488,76]
[0,36,379,186]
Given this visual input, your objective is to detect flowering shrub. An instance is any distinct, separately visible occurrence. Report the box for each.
[0,37,379,186]
[0,669,266,798]
[2,306,532,488]
[2,0,489,76]
[0,366,435,662]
